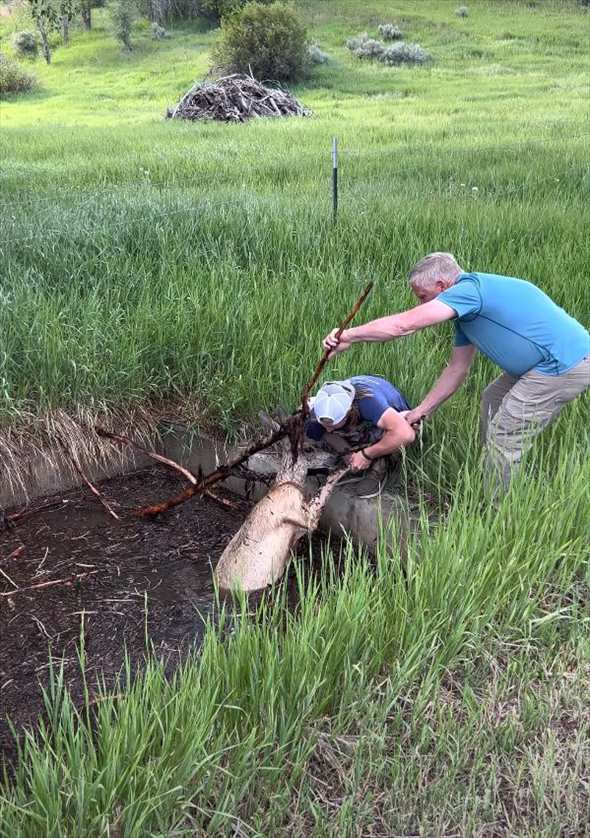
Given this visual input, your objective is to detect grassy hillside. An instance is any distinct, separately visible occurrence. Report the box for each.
[1,2,589,834]
[1,3,588,471]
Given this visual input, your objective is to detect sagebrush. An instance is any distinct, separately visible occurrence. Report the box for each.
[378,23,402,40]
[10,30,38,58]
[346,33,430,65]
[0,52,37,96]
[150,21,167,38]
[308,42,329,64]
[381,41,430,65]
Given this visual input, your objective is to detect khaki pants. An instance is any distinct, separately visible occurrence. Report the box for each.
[481,354,590,490]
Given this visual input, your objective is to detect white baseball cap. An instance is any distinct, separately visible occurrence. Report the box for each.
[310,380,355,426]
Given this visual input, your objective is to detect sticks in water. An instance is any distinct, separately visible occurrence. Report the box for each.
[92,283,374,520]
[131,421,292,519]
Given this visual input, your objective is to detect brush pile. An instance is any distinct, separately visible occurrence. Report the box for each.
[167,74,311,123]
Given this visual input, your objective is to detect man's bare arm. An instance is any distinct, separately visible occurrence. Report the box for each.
[405,345,477,423]
[363,408,416,459]
[348,407,416,471]
[323,300,456,353]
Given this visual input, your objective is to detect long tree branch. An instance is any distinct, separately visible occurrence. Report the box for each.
[299,281,374,418]
[290,281,374,455]
[95,428,199,485]
[97,419,294,519]
[95,283,373,520]
[57,437,120,521]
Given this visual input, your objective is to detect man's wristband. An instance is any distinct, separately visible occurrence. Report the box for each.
[361,448,376,462]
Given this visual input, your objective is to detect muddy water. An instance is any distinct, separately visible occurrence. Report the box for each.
[1,466,337,770]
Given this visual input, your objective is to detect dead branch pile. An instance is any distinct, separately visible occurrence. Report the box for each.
[167,74,311,123]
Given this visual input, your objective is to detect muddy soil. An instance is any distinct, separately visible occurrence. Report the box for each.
[0,467,334,772]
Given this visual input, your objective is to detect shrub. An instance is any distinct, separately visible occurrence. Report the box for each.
[353,37,384,60]
[308,43,328,64]
[455,5,469,17]
[200,0,272,23]
[345,32,368,51]
[151,21,167,37]
[345,33,385,60]
[213,2,309,82]
[11,30,39,58]
[378,23,402,41]
[0,52,38,97]
[380,41,430,65]
[111,0,136,50]
[345,32,430,66]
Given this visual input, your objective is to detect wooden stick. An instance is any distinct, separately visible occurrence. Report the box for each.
[62,450,120,521]
[7,500,66,527]
[0,570,98,598]
[95,428,199,485]
[0,546,25,565]
[291,281,374,456]
[204,489,241,511]
[299,281,374,420]
[97,430,241,511]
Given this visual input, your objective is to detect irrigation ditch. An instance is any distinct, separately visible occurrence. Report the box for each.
[0,424,410,772]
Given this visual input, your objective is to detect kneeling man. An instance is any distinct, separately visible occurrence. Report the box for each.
[305,375,415,491]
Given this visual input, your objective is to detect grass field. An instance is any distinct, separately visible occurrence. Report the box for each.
[1,1,590,834]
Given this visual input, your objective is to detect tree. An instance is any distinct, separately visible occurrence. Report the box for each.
[79,0,105,31]
[27,0,59,64]
[80,0,92,29]
[110,0,137,50]
[59,0,79,45]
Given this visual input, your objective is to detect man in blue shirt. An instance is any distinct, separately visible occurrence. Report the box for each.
[322,252,589,489]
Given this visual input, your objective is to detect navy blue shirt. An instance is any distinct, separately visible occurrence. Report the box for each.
[305,375,410,441]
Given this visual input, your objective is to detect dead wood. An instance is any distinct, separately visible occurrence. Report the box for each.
[96,429,242,512]
[0,570,99,598]
[0,546,25,564]
[204,488,242,511]
[131,419,293,519]
[69,457,120,521]
[58,439,120,521]
[299,281,374,419]
[7,500,66,528]
[95,428,199,485]
[167,73,311,123]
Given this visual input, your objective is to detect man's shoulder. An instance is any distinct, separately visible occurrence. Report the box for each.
[464,271,532,287]
[351,375,392,394]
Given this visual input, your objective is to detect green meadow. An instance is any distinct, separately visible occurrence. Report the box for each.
[1,1,589,833]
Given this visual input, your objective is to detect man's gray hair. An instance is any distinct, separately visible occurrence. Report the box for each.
[409,252,464,289]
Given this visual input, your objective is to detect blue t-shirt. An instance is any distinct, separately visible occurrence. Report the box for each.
[305,375,410,441]
[438,272,589,377]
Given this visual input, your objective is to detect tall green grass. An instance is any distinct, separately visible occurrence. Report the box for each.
[1,457,589,833]
[1,3,588,484]
[1,1,589,832]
